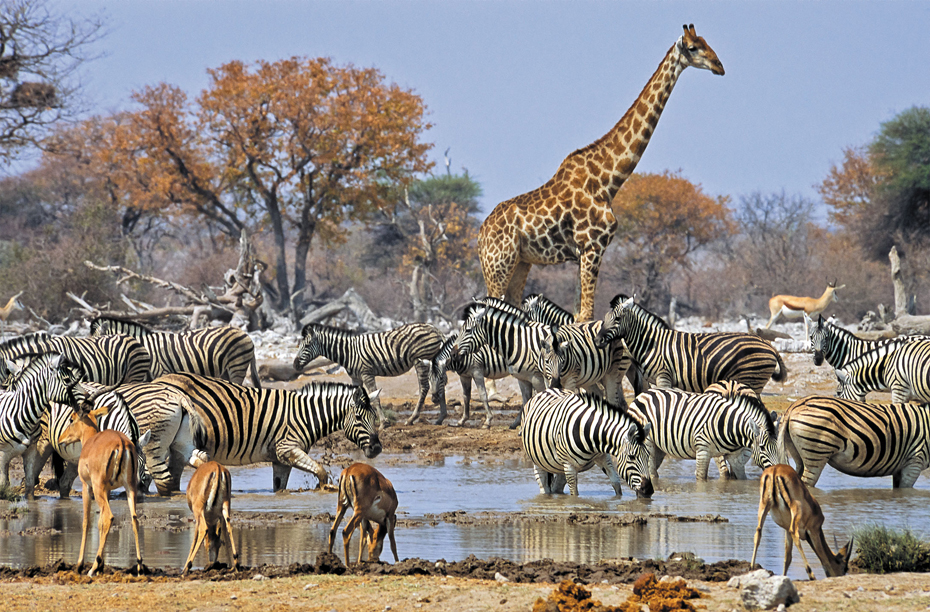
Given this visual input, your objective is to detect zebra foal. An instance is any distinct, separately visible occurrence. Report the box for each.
[294,322,443,426]
[626,380,780,481]
[520,388,654,497]
[779,395,930,488]
[595,295,786,395]
[92,317,261,388]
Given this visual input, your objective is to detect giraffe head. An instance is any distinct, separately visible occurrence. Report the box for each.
[678,24,725,75]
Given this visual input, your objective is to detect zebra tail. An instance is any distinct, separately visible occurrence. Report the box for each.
[179,394,210,452]
[771,351,788,383]
[249,355,262,390]
[775,408,795,468]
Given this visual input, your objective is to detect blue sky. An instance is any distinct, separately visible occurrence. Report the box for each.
[60,0,930,215]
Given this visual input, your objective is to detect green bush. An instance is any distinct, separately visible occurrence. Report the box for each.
[853,523,930,573]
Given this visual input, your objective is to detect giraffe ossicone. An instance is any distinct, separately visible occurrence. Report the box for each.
[478,24,724,322]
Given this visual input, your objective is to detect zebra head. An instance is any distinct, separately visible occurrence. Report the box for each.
[809,314,828,365]
[595,295,635,348]
[451,304,488,357]
[429,336,457,401]
[614,418,654,499]
[538,325,565,389]
[834,367,866,401]
[344,385,383,459]
[294,323,325,371]
[47,355,89,410]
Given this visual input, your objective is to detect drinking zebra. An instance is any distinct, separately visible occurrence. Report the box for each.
[294,322,443,426]
[0,353,87,497]
[834,342,900,401]
[625,380,780,481]
[28,384,151,498]
[427,334,513,428]
[595,295,786,394]
[778,395,930,488]
[0,332,150,385]
[91,317,261,387]
[122,373,381,494]
[807,314,929,368]
[520,387,653,497]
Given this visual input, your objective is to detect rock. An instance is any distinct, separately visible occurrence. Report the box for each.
[494,572,509,582]
[727,568,771,589]
[737,571,800,610]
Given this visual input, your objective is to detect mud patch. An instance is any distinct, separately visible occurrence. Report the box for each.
[0,553,753,584]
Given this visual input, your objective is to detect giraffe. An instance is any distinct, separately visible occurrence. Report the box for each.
[478,25,724,321]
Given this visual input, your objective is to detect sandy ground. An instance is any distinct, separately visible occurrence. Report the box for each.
[2,351,928,610]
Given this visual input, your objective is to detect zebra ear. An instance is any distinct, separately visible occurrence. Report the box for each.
[300,323,315,337]
[368,388,382,401]
[770,410,779,427]
[49,353,62,369]
[138,429,153,448]
[835,369,848,384]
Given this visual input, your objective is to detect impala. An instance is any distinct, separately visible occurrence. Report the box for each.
[59,405,143,577]
[765,281,845,337]
[751,464,853,580]
[182,461,239,574]
[328,463,398,563]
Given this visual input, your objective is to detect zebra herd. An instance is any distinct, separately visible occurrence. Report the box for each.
[2,294,930,572]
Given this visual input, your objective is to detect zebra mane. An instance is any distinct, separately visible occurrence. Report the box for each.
[622,299,670,330]
[609,294,632,310]
[296,380,358,397]
[522,293,573,326]
[91,316,154,337]
[300,322,355,338]
[479,297,531,322]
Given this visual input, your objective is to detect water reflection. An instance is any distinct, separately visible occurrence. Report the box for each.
[1,455,928,581]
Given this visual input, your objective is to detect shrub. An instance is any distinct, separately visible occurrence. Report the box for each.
[853,523,930,573]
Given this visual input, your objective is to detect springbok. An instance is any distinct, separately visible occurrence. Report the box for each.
[328,463,398,563]
[59,405,143,577]
[765,281,845,337]
[182,461,239,574]
[751,464,853,580]
[0,291,22,334]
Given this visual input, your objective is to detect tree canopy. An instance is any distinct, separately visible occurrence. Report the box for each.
[45,56,434,309]
[608,170,732,308]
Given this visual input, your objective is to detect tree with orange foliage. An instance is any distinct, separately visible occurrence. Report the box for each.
[608,171,732,309]
[56,57,433,311]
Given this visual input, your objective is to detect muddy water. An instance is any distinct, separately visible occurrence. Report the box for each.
[2,455,928,581]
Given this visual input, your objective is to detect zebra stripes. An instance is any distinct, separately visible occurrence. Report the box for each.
[123,373,381,494]
[834,342,900,401]
[0,353,86,497]
[884,340,930,403]
[428,334,513,427]
[294,322,443,425]
[91,317,261,388]
[596,295,786,395]
[778,395,930,488]
[29,384,150,498]
[808,315,929,368]
[626,380,780,481]
[520,387,653,497]
[0,332,150,385]
[521,293,574,326]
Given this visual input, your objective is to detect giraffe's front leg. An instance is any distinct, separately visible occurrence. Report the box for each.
[576,244,607,322]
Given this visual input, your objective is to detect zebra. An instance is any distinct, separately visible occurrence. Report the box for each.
[452,301,551,428]
[523,293,644,399]
[27,383,151,499]
[833,342,901,401]
[118,373,381,494]
[778,395,930,488]
[0,353,87,498]
[0,332,151,385]
[807,314,929,368]
[595,295,786,395]
[520,387,654,497]
[427,333,513,428]
[625,380,780,481]
[294,322,444,426]
[882,340,930,403]
[91,317,261,388]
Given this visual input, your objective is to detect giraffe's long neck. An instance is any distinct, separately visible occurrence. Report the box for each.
[567,39,687,202]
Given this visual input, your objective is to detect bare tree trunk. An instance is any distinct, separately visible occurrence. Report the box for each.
[890,246,909,318]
